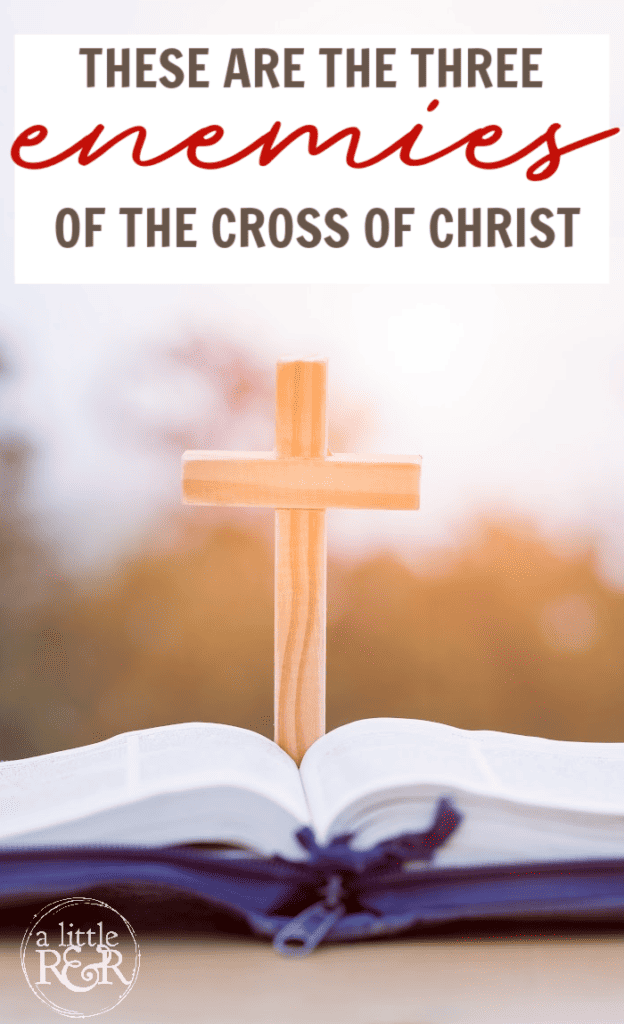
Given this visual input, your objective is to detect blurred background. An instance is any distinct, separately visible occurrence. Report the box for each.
[1,0,623,759]
[1,295,623,760]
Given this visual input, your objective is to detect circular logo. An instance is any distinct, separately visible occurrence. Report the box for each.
[21,897,140,1018]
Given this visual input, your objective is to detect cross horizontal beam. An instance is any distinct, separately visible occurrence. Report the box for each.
[183,450,421,511]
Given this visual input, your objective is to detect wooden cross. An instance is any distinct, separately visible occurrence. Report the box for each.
[182,359,421,764]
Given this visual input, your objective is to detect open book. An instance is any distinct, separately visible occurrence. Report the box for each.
[2,718,624,867]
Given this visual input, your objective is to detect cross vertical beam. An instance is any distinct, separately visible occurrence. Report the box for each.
[182,356,421,765]
[274,359,327,763]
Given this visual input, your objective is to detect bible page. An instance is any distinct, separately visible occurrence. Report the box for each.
[299,717,506,838]
[0,722,309,842]
[301,718,624,843]
[472,730,624,813]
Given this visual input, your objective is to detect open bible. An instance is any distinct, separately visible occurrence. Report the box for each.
[2,717,624,864]
[3,718,624,954]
